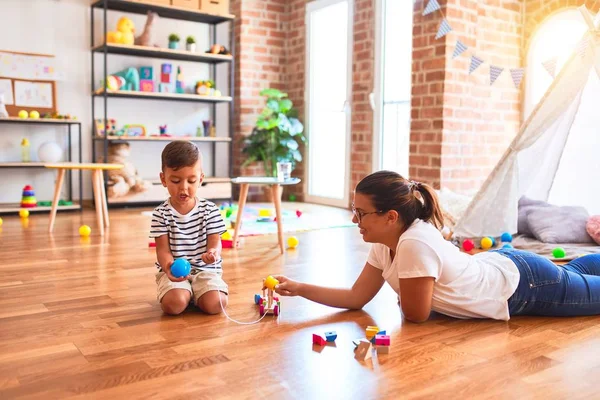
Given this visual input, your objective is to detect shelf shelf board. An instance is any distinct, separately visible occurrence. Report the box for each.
[0,117,81,125]
[91,0,235,24]
[93,89,232,103]
[0,162,49,168]
[0,203,81,214]
[92,43,233,63]
[93,135,232,142]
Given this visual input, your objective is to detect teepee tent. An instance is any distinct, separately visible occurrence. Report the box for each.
[453,23,600,238]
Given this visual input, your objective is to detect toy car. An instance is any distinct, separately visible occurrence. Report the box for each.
[254,288,280,316]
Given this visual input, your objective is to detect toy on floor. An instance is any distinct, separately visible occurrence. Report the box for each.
[106,16,135,45]
[171,258,191,278]
[0,217,3,227]
[501,232,513,243]
[218,276,279,325]
[20,185,36,208]
[462,239,474,252]
[296,210,302,218]
[79,225,91,237]
[502,243,513,249]
[19,209,29,218]
[480,237,493,250]
[354,339,372,361]
[256,276,280,316]
[287,236,299,249]
[552,247,566,259]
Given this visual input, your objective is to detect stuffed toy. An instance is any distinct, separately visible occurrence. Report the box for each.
[135,11,159,47]
[587,215,600,245]
[107,17,135,46]
[105,67,140,91]
[104,142,149,198]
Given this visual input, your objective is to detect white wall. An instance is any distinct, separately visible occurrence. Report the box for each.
[0,0,231,205]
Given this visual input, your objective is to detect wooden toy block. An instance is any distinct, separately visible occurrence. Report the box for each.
[159,83,172,92]
[256,287,279,316]
[140,80,155,92]
[352,339,362,347]
[312,334,326,346]
[376,345,390,354]
[366,326,379,338]
[139,66,153,80]
[325,331,337,342]
[375,335,390,346]
[354,339,372,361]
[377,330,386,335]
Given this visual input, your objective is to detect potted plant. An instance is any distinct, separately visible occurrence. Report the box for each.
[241,88,306,178]
[186,35,196,52]
[168,33,180,49]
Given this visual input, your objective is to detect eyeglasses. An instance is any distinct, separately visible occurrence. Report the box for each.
[351,203,383,224]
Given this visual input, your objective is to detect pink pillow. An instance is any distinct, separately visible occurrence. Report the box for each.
[586,216,600,245]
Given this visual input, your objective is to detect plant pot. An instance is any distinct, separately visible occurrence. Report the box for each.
[168,41,179,50]
[186,43,196,52]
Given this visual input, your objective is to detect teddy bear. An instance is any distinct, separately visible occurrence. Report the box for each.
[103,142,149,198]
[107,17,135,46]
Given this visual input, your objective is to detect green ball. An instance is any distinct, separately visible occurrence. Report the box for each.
[552,247,566,259]
[289,194,296,202]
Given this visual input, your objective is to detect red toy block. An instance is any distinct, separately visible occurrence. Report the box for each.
[375,334,390,346]
[148,242,156,248]
[140,80,155,92]
[312,334,326,346]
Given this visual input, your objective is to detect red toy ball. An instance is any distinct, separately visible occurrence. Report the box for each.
[462,239,475,252]
[296,210,302,218]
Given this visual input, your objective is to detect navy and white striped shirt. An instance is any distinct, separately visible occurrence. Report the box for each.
[149,197,226,273]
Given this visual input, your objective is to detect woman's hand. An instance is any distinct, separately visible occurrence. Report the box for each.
[269,275,302,296]
[164,260,190,283]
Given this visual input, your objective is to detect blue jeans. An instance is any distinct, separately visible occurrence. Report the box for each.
[493,248,600,317]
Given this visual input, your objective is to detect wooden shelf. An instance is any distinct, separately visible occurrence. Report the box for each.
[93,135,232,142]
[0,162,48,168]
[90,0,234,24]
[0,203,81,214]
[93,89,232,103]
[92,43,233,63]
[0,117,80,125]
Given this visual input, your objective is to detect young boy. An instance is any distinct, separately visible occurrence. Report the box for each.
[150,140,228,315]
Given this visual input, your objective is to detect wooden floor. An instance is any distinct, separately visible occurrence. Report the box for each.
[1,203,600,399]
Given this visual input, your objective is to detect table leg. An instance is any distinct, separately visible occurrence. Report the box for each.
[92,170,105,236]
[272,184,284,254]
[232,183,249,249]
[98,170,109,228]
[48,168,66,233]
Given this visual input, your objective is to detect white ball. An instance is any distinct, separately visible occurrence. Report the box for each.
[37,142,62,163]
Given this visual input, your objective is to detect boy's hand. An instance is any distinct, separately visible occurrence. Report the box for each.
[201,248,219,264]
[164,260,190,282]
[266,275,301,297]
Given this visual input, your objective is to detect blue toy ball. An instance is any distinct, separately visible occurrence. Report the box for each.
[490,237,497,247]
[503,243,513,249]
[171,258,191,278]
[501,232,513,243]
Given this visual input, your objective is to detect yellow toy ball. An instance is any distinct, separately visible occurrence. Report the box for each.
[79,225,91,237]
[19,209,29,218]
[480,237,493,250]
[18,110,28,119]
[287,236,299,249]
[0,217,3,227]
[29,110,40,119]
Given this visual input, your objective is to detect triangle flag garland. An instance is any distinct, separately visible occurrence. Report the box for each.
[435,19,452,40]
[490,65,504,86]
[469,55,484,74]
[423,0,441,16]
[510,68,525,88]
[542,58,558,78]
[452,40,468,59]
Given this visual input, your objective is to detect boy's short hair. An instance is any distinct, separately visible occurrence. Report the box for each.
[161,141,201,171]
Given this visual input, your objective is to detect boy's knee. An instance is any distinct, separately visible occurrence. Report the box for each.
[161,290,190,315]
[196,291,227,315]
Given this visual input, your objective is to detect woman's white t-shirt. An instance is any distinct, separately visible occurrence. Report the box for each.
[367,219,520,320]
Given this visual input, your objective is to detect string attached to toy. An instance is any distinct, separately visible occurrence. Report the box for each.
[218,294,270,325]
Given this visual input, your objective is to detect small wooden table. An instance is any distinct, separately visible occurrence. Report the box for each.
[231,177,301,254]
[45,163,124,236]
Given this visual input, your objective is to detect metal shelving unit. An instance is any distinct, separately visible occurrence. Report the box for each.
[0,118,83,215]
[91,0,235,207]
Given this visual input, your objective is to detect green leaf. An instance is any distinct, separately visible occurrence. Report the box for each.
[266,99,280,112]
[260,88,287,99]
[279,99,292,113]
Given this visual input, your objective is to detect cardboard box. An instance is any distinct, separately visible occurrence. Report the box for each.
[131,0,171,6]
[201,0,229,15]
[172,0,200,10]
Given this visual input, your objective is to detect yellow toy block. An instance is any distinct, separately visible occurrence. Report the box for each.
[258,209,272,217]
[221,230,232,241]
[366,326,379,338]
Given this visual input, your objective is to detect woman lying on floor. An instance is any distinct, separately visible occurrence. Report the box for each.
[271,170,600,322]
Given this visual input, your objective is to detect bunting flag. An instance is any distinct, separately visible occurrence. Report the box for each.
[469,55,484,74]
[510,68,525,88]
[489,65,504,86]
[435,19,452,40]
[452,40,468,59]
[576,35,590,59]
[423,0,441,16]
[542,58,558,78]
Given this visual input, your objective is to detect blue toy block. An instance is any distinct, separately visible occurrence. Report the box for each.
[139,66,153,80]
[254,294,261,305]
[161,63,172,74]
[325,331,337,342]
[376,330,386,336]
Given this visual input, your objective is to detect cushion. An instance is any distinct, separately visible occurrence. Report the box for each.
[518,196,552,236]
[527,205,593,244]
[586,216,600,245]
